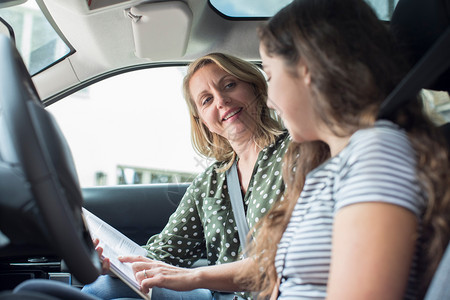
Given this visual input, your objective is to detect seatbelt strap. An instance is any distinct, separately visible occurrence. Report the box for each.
[378,26,450,119]
[226,160,251,255]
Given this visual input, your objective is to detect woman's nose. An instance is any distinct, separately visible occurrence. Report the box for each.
[216,93,231,108]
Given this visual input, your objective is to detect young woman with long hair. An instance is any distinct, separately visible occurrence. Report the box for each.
[238,0,450,299]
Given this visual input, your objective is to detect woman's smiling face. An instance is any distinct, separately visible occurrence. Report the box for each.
[189,63,259,142]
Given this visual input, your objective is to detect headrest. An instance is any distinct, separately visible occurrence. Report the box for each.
[390,0,450,92]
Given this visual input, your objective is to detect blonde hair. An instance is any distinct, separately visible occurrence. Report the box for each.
[183,52,283,171]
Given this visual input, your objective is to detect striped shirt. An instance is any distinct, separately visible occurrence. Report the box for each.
[275,120,425,300]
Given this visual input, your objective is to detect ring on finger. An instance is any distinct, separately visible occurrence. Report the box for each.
[143,269,148,279]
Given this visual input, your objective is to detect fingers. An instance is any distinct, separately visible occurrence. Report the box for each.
[138,269,149,283]
[93,239,105,260]
[138,269,159,294]
[101,257,110,275]
[118,255,150,263]
[140,276,152,294]
[131,261,172,276]
[95,245,103,257]
[116,258,160,284]
[132,262,167,285]
[138,267,194,294]
[131,262,156,280]
[92,239,110,274]
[115,257,187,293]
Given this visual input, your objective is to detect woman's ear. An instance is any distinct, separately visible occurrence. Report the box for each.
[298,59,311,86]
[200,118,208,129]
[200,118,213,133]
[194,114,205,126]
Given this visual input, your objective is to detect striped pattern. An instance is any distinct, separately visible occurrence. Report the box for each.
[275,121,425,300]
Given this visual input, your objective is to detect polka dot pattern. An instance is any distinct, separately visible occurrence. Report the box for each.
[143,132,290,283]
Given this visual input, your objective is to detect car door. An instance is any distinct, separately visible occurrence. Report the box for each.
[47,66,208,247]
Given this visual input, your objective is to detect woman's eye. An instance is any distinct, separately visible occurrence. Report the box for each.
[224,82,236,89]
[202,96,212,106]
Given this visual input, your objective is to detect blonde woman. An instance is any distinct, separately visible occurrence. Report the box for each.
[82,53,289,300]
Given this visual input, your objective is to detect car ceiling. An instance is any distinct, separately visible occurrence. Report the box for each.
[33,0,266,103]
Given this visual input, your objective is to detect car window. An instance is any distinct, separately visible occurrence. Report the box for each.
[422,89,450,125]
[47,66,450,188]
[0,0,72,75]
[47,66,209,187]
[209,0,399,20]
[209,0,293,17]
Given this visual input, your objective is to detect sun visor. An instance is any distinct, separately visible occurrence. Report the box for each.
[127,1,192,61]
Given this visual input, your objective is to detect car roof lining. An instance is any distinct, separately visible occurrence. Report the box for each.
[34,0,264,101]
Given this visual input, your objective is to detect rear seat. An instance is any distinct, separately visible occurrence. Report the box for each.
[389,0,450,298]
[390,0,450,145]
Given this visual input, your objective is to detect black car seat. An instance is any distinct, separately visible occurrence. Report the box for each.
[387,0,450,299]
[0,291,59,300]
[390,0,449,92]
[385,0,450,145]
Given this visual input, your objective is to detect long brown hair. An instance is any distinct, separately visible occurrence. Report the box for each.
[183,53,283,171]
[238,0,450,297]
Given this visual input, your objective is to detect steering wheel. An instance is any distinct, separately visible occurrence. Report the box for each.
[0,35,101,284]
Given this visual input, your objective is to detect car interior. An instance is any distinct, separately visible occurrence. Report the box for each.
[0,0,449,299]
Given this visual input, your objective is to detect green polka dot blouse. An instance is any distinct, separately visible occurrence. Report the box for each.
[144,132,290,270]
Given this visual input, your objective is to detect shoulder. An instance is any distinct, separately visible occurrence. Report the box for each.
[340,120,417,176]
[253,131,290,181]
[349,120,412,153]
[263,130,291,158]
[341,120,415,168]
[335,120,424,216]
[185,160,227,194]
[274,130,291,148]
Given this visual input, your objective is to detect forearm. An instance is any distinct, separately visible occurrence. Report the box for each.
[192,258,252,292]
